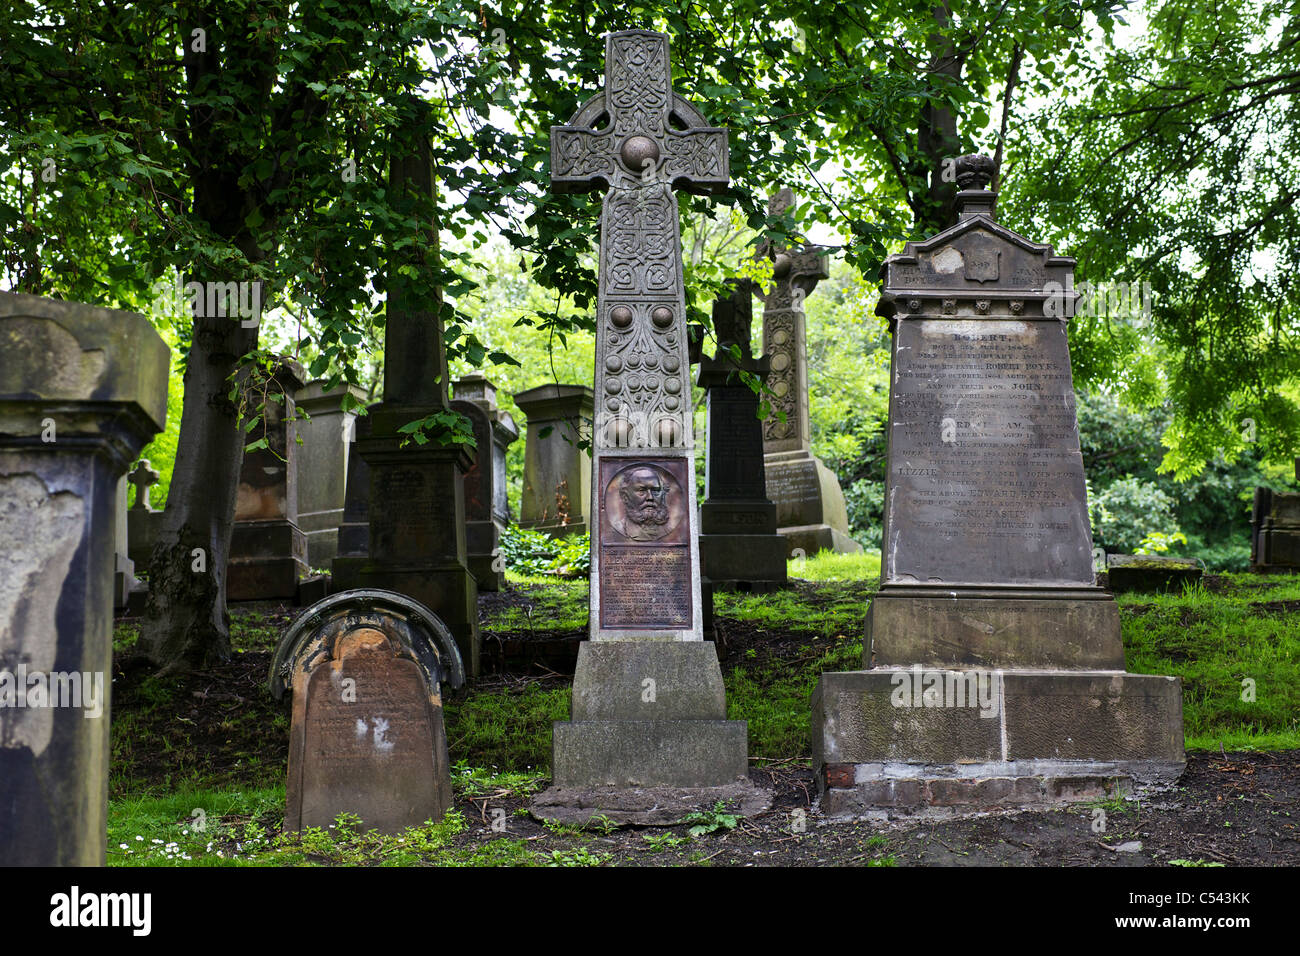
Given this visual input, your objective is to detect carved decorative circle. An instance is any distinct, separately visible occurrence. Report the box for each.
[664,378,681,394]
[653,417,682,447]
[976,299,990,314]
[771,353,790,372]
[1010,300,1025,315]
[773,381,789,397]
[651,306,673,328]
[610,306,633,328]
[606,397,621,412]
[605,377,622,394]
[606,355,623,373]
[664,395,680,410]
[605,417,632,446]
[908,299,922,313]
[772,329,790,345]
[620,135,660,172]
[663,355,680,372]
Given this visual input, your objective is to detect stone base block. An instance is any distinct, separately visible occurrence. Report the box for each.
[531,779,772,826]
[1105,555,1203,594]
[466,552,506,591]
[228,519,308,601]
[571,641,727,720]
[552,720,748,789]
[329,554,366,594]
[812,668,1184,816]
[867,588,1125,670]
[699,532,787,591]
[781,523,862,558]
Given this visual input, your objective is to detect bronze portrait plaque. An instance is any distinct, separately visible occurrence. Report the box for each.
[599,457,692,628]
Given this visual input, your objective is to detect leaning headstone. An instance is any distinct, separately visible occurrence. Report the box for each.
[294,379,367,570]
[270,590,465,834]
[452,373,519,591]
[1250,469,1300,571]
[757,188,861,556]
[531,30,764,825]
[356,117,480,678]
[811,156,1184,815]
[0,291,169,865]
[329,411,372,593]
[515,384,593,536]
[227,359,309,600]
[125,458,162,566]
[696,279,787,592]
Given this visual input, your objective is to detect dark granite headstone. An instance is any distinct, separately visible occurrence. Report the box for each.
[811,155,1184,815]
[272,590,465,834]
[0,292,169,865]
[697,280,787,591]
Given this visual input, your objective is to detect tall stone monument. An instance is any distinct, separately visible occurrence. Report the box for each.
[294,379,367,569]
[811,156,1184,815]
[532,30,759,823]
[451,373,519,591]
[758,188,860,556]
[515,383,593,536]
[697,279,787,591]
[357,116,480,679]
[329,410,372,592]
[228,359,309,601]
[0,291,169,865]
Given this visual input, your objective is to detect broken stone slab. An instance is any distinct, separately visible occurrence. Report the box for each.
[530,780,773,827]
[0,291,169,866]
[1104,553,1203,594]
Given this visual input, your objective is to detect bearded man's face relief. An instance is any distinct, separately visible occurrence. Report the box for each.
[621,467,670,531]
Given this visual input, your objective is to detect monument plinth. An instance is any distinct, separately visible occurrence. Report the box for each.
[758,189,861,556]
[812,156,1184,816]
[531,30,763,824]
[515,384,593,537]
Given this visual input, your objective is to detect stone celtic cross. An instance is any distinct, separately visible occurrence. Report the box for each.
[552,29,728,639]
[127,458,160,512]
[756,187,829,453]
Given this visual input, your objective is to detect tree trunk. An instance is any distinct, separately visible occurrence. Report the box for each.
[912,3,964,234]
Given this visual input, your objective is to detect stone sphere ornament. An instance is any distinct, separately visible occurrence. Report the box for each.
[651,306,674,328]
[620,135,660,173]
[610,305,633,328]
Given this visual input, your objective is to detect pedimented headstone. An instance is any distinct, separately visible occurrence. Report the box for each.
[452,374,518,590]
[697,280,787,591]
[0,291,169,865]
[812,156,1184,815]
[757,188,860,556]
[532,30,763,825]
[516,384,593,536]
[271,590,465,834]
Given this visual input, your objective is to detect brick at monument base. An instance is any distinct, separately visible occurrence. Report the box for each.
[551,642,748,789]
[811,669,1184,815]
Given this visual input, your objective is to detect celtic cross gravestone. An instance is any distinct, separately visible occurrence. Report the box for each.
[533,30,760,822]
[757,188,860,555]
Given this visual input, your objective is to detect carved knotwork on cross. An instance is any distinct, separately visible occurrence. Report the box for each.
[551,29,729,451]
[127,459,160,512]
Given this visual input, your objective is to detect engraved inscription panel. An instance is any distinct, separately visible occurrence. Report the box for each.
[885,319,1095,586]
[599,457,692,628]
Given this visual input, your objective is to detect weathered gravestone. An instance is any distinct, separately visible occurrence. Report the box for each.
[696,279,787,591]
[452,373,519,591]
[228,359,309,601]
[294,379,368,570]
[0,291,169,865]
[515,384,593,536]
[270,590,465,833]
[531,30,765,825]
[113,476,137,609]
[329,410,373,593]
[1250,463,1300,570]
[811,156,1184,815]
[125,458,162,566]
[356,116,480,678]
[757,188,860,556]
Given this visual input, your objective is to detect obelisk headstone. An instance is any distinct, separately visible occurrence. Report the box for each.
[811,156,1183,815]
[515,384,593,536]
[758,188,861,556]
[532,30,759,823]
[451,373,518,590]
[357,115,480,678]
[697,279,787,591]
[0,291,169,865]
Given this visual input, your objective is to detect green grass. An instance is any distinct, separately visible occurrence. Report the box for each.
[444,683,571,773]
[714,585,864,639]
[1119,578,1300,750]
[788,549,882,582]
[489,577,590,632]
